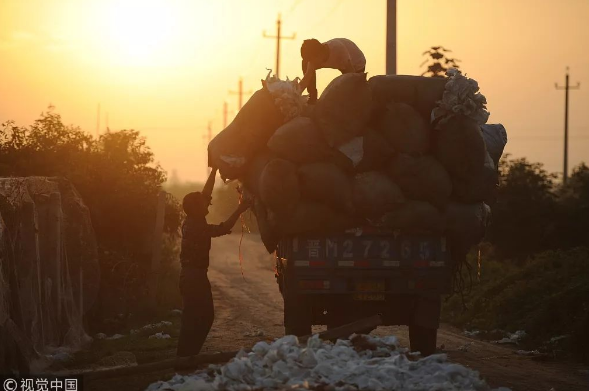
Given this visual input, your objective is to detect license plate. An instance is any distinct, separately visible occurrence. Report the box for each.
[353,281,385,301]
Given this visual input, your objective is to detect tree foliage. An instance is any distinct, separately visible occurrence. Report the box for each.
[421,46,461,77]
[0,107,182,258]
[487,155,588,260]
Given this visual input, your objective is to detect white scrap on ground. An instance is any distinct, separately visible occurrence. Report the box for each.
[131,320,174,335]
[106,334,125,340]
[149,332,171,340]
[515,350,540,356]
[94,333,107,340]
[243,330,265,337]
[146,334,510,391]
[492,330,526,345]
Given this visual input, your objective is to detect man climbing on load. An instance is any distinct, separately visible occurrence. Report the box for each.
[298,38,366,104]
[176,168,251,360]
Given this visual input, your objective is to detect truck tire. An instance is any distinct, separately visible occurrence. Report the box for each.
[409,325,437,356]
[284,297,312,337]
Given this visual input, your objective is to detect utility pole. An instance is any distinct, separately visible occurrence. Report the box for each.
[229,78,252,111]
[96,103,101,138]
[263,14,296,78]
[105,111,109,132]
[386,0,397,75]
[555,67,580,185]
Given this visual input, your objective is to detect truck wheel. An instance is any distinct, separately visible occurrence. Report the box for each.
[284,298,312,337]
[409,325,437,356]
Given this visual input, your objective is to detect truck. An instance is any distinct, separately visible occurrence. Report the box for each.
[274,226,454,356]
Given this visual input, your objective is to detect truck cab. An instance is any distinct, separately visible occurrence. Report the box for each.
[275,226,454,355]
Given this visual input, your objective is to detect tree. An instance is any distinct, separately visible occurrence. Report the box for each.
[487,156,557,260]
[554,163,589,249]
[421,46,461,77]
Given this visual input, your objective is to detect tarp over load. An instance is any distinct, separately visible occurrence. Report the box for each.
[0,177,99,374]
[209,68,507,256]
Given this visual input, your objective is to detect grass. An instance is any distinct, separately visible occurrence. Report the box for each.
[442,246,589,362]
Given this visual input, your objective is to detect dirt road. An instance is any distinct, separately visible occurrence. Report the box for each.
[87,235,589,391]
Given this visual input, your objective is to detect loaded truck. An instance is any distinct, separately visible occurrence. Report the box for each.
[275,226,453,356]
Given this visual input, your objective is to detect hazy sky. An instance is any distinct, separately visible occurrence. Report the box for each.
[1,0,588,182]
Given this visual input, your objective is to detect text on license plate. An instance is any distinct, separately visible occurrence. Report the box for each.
[353,281,385,301]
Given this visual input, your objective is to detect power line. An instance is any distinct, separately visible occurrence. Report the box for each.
[229,77,253,112]
[555,67,581,185]
[263,13,296,78]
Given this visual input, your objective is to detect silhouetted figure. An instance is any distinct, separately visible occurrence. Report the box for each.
[298,38,366,104]
[176,168,250,358]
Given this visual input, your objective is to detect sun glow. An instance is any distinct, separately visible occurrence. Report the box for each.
[99,0,176,65]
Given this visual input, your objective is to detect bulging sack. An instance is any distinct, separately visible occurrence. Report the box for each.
[252,198,281,253]
[434,114,486,182]
[208,88,284,180]
[242,151,274,197]
[445,202,491,254]
[259,158,300,218]
[368,75,447,121]
[315,73,372,147]
[481,123,508,168]
[352,171,405,218]
[280,202,356,236]
[452,152,498,204]
[381,201,445,232]
[376,102,431,155]
[388,154,452,207]
[267,117,332,164]
[298,162,354,214]
[337,129,395,172]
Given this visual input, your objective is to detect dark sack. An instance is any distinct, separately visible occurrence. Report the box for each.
[375,102,431,155]
[315,73,372,147]
[452,152,498,204]
[259,158,300,218]
[281,202,355,235]
[445,202,490,254]
[298,162,354,214]
[388,154,452,207]
[434,114,486,182]
[252,198,281,253]
[381,201,445,232]
[368,75,447,121]
[267,117,332,164]
[208,88,284,180]
[352,171,405,218]
[242,150,274,196]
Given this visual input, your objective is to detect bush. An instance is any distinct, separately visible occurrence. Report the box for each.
[443,246,589,362]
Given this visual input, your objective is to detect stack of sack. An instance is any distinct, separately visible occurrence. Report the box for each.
[208,69,507,255]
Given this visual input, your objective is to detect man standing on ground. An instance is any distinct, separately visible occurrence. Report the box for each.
[298,38,366,104]
[176,168,250,358]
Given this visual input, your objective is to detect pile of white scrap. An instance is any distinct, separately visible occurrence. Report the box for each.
[146,335,510,391]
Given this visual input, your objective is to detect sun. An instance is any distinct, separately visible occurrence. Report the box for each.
[101,0,176,65]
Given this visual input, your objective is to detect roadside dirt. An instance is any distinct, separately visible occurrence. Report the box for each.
[85,235,589,391]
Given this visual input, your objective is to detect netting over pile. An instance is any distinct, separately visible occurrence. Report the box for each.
[0,177,99,366]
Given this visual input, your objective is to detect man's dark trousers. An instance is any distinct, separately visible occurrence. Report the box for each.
[177,266,214,357]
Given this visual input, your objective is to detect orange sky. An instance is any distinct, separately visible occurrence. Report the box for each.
[0,0,588,182]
